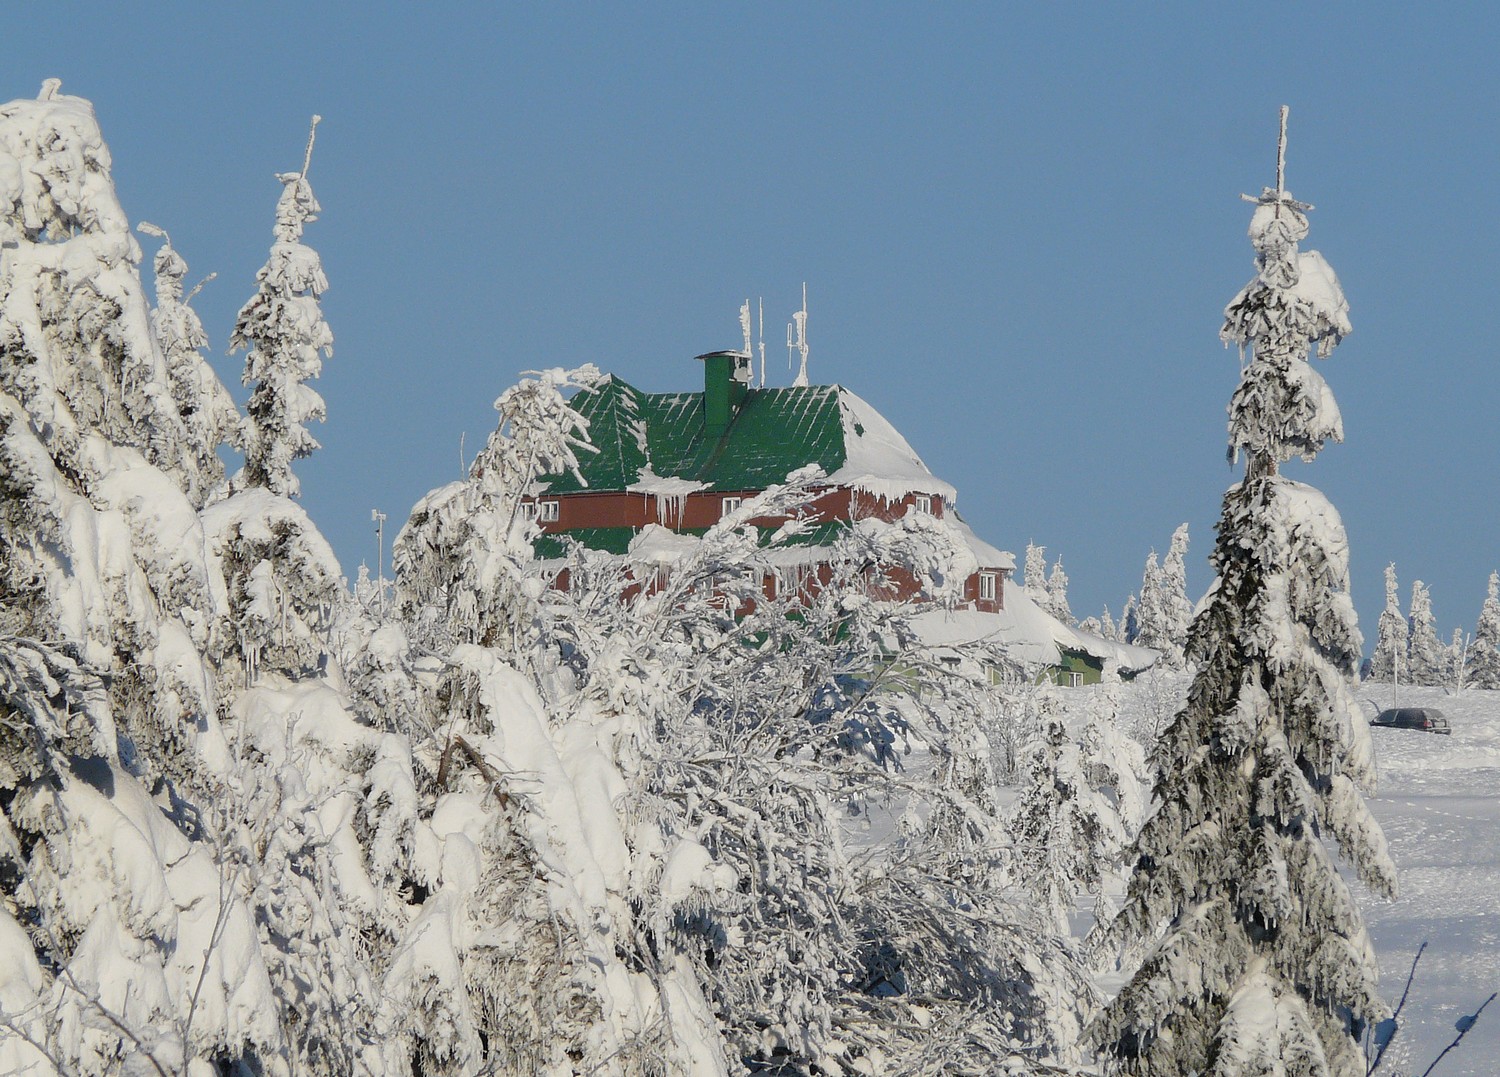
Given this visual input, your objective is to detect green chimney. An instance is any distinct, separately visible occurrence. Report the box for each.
[697,350,752,438]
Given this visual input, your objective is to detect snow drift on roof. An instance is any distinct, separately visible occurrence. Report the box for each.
[911,579,1157,673]
[626,524,701,565]
[948,514,1016,572]
[828,389,957,504]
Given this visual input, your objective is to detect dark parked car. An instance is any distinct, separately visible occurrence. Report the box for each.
[1370,707,1452,735]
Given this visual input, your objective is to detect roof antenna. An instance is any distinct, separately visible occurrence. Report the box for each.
[757,297,766,388]
[790,283,810,387]
[739,298,753,361]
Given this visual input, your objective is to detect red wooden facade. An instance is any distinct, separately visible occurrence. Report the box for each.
[529,486,1007,615]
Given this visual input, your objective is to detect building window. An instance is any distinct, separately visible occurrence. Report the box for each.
[913,494,932,515]
[978,571,998,602]
[1064,671,1083,688]
[519,501,538,521]
[721,495,744,517]
[537,500,560,523]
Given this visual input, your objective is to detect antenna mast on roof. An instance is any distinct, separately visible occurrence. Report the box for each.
[739,298,753,362]
[758,298,766,387]
[789,283,810,387]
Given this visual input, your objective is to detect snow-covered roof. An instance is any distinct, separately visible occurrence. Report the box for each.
[911,579,1158,674]
[948,513,1016,572]
[541,374,955,503]
[826,389,956,504]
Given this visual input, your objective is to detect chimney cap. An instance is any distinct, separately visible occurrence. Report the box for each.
[693,349,750,361]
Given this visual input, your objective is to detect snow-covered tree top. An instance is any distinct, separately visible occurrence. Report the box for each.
[272,170,320,242]
[0,81,132,244]
[1221,117,1352,473]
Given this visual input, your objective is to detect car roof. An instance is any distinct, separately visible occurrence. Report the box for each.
[1376,707,1447,721]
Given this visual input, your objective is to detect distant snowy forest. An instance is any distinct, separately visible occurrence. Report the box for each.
[2,85,1492,1076]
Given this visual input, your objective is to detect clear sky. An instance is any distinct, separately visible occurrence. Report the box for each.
[11,5,1500,646]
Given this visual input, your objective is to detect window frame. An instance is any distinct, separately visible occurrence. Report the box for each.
[978,571,998,602]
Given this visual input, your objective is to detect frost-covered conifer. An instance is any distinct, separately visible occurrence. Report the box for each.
[230,118,332,499]
[0,82,282,1074]
[385,366,740,1075]
[1120,593,1140,644]
[1367,563,1407,682]
[210,129,345,685]
[1131,551,1166,648]
[1405,580,1445,687]
[1024,541,1048,608]
[1466,571,1500,690]
[1447,627,1467,691]
[140,224,240,508]
[1099,605,1120,642]
[1133,530,1191,668]
[1009,714,1125,938]
[1093,112,1395,1075]
[1079,685,1147,841]
[1046,556,1074,624]
[395,364,600,656]
[1161,523,1192,649]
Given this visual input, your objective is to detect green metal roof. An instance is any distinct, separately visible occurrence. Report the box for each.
[533,527,638,559]
[544,374,849,495]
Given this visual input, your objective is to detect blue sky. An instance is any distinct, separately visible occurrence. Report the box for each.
[12,6,1500,645]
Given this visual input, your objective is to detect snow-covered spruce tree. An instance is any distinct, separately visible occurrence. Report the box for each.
[209,123,342,687]
[1130,552,1163,645]
[1047,556,1074,624]
[1008,713,1127,940]
[385,365,739,1075]
[1446,627,1467,691]
[230,116,332,499]
[1466,571,1500,690]
[395,365,600,659]
[1093,113,1396,1075]
[1160,524,1192,654]
[1099,605,1120,643]
[0,83,288,1074]
[1133,532,1191,670]
[1079,684,1148,843]
[1024,541,1049,608]
[139,223,241,508]
[1366,563,1406,682]
[1120,593,1140,645]
[1405,580,1445,687]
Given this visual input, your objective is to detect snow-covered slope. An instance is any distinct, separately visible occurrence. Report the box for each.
[1352,684,1500,1076]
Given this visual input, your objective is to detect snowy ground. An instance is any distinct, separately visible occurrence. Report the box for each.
[1353,684,1500,1076]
